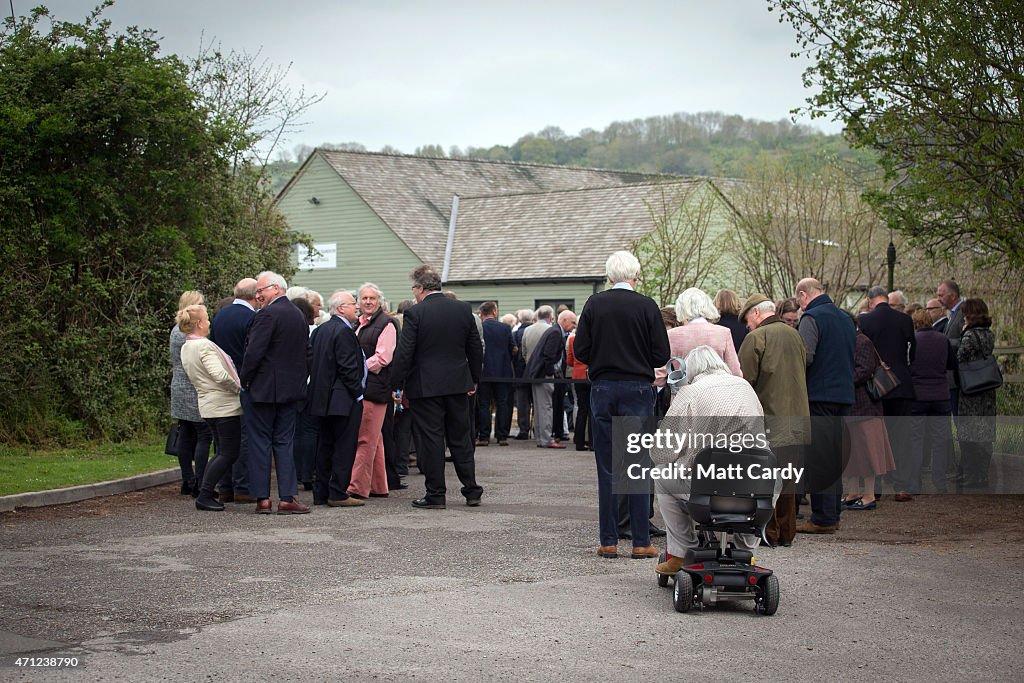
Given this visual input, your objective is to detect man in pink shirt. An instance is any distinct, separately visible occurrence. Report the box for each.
[348,283,400,499]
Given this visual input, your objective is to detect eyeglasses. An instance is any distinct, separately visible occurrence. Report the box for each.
[339,302,357,308]
[926,306,943,311]
[255,283,278,295]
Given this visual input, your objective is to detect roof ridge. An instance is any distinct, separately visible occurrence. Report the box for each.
[459,177,703,200]
[316,147,667,178]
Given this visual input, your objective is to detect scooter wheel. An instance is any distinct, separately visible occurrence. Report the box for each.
[673,572,694,613]
[657,551,669,587]
[757,574,780,616]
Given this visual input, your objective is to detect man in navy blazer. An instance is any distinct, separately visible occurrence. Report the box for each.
[858,285,917,499]
[390,266,484,509]
[239,271,311,514]
[476,301,515,446]
[306,290,366,507]
[209,277,257,502]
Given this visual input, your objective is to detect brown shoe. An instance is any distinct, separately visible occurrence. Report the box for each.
[795,520,837,534]
[475,439,489,447]
[277,499,311,514]
[219,491,235,503]
[656,556,684,575]
[631,545,659,559]
[894,492,914,502]
[597,545,618,559]
[497,440,509,446]
[327,497,365,507]
[255,498,273,514]
[235,493,257,504]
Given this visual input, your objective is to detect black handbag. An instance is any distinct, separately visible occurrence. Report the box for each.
[164,423,180,456]
[865,349,900,401]
[958,356,1003,395]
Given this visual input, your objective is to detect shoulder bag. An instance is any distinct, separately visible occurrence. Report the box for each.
[865,349,900,401]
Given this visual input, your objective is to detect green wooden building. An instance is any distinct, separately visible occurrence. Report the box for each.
[276,150,744,314]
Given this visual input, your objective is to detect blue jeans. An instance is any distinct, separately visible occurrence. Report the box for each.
[590,380,655,548]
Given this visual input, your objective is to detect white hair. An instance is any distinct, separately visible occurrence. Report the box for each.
[536,305,554,322]
[357,282,383,299]
[685,345,730,382]
[518,309,535,323]
[605,250,640,284]
[675,288,720,323]
[327,290,354,314]
[753,301,776,315]
[257,271,288,290]
[285,286,308,301]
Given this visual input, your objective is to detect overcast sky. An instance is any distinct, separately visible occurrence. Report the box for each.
[22,1,843,156]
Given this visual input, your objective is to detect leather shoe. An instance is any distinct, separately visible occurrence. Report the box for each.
[795,520,837,534]
[234,493,257,504]
[369,492,389,498]
[327,497,364,507]
[514,433,530,440]
[649,524,666,538]
[631,545,659,559]
[656,556,684,575]
[497,440,509,446]
[277,499,311,514]
[195,496,224,512]
[255,498,273,514]
[597,545,618,559]
[475,439,489,447]
[466,498,481,507]
[392,481,409,490]
[848,499,877,510]
[412,498,446,509]
[218,491,235,503]
[894,492,914,502]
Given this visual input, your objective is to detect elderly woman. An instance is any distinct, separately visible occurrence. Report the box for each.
[177,304,243,512]
[655,288,741,387]
[651,346,771,576]
[957,298,998,488]
[169,290,213,497]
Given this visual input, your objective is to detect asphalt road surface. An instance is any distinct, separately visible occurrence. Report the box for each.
[1,441,1023,681]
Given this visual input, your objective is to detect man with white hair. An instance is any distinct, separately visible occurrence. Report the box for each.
[240,271,311,514]
[738,294,809,547]
[574,250,671,560]
[888,290,908,312]
[511,309,535,439]
[522,306,563,448]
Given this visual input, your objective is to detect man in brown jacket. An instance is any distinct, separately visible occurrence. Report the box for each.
[738,294,810,547]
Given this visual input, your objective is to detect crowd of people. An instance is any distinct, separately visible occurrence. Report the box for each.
[168,256,1000,567]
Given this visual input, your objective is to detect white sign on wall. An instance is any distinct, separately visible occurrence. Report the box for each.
[297,243,337,270]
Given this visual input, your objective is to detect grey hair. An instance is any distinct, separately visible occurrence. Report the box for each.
[889,290,907,306]
[753,301,776,315]
[536,305,555,322]
[867,285,888,299]
[357,282,383,299]
[518,309,535,323]
[605,250,641,284]
[327,290,354,314]
[675,288,720,323]
[684,345,730,383]
[285,286,308,301]
[257,271,288,290]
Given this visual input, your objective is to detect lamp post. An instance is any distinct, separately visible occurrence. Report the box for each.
[886,227,896,293]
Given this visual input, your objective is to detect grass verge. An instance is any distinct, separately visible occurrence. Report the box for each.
[0,440,176,496]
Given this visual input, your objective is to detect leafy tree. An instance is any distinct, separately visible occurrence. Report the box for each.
[769,0,1024,267]
[0,5,298,443]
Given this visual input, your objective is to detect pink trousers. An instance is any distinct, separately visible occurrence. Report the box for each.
[348,400,389,497]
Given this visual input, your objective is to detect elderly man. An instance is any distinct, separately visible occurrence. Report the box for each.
[738,294,809,547]
[522,306,561,448]
[390,266,484,509]
[240,271,311,514]
[346,283,399,499]
[794,277,855,534]
[210,277,258,503]
[926,298,948,333]
[476,301,515,447]
[574,251,671,559]
[888,290,908,312]
[859,285,917,500]
[936,279,965,417]
[307,291,367,507]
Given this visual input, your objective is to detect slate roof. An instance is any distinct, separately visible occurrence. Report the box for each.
[314,150,660,268]
[448,181,705,282]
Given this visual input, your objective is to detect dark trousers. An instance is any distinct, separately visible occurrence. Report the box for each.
[882,397,913,492]
[477,381,512,441]
[591,380,655,548]
[766,444,801,545]
[514,383,532,436]
[806,402,848,527]
[410,394,483,504]
[382,399,403,488]
[394,404,413,475]
[573,382,592,449]
[218,391,251,494]
[201,416,241,497]
[552,383,567,440]
[293,406,319,486]
[314,404,363,502]
[908,399,952,493]
[960,441,993,486]
[245,399,299,500]
[176,419,212,487]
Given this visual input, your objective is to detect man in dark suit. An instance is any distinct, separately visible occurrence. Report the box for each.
[476,301,515,447]
[511,310,534,439]
[239,271,311,515]
[307,290,366,507]
[390,266,484,509]
[937,279,965,415]
[209,277,257,503]
[859,286,917,500]
[926,298,948,333]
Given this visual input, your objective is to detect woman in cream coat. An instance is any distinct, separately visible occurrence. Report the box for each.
[177,304,243,512]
